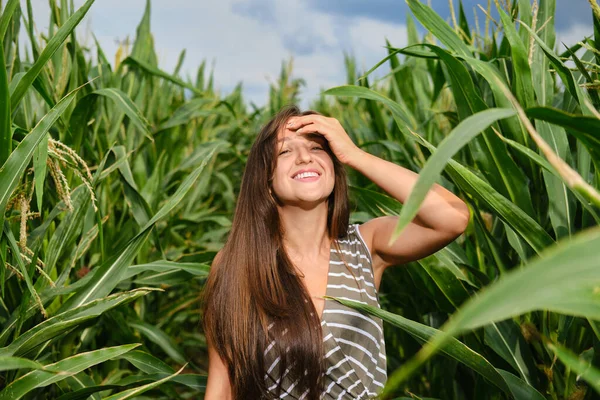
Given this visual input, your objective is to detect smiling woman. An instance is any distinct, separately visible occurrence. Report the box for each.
[201,105,469,399]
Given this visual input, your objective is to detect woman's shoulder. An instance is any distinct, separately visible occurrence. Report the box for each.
[335,223,373,265]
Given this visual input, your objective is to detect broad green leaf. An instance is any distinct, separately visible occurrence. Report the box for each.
[45,183,92,283]
[122,56,202,96]
[118,350,174,374]
[325,296,511,395]
[419,259,471,309]
[0,344,139,400]
[93,88,153,142]
[0,357,44,371]
[526,107,600,162]
[156,98,219,132]
[124,260,209,280]
[55,385,125,400]
[406,0,471,58]
[102,365,185,400]
[0,39,10,166]
[496,8,534,108]
[0,289,154,358]
[449,54,600,209]
[128,321,186,365]
[129,0,158,67]
[496,370,546,400]
[420,44,534,219]
[387,108,516,243]
[444,224,600,332]
[484,320,538,385]
[323,85,413,135]
[414,133,554,252]
[9,0,95,109]
[327,297,545,399]
[3,222,45,317]
[0,0,19,40]
[115,373,207,390]
[393,224,600,388]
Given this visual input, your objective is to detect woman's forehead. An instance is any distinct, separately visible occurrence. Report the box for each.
[276,131,326,144]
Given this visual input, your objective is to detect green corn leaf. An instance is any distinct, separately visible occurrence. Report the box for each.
[0,39,10,166]
[525,107,600,162]
[124,260,210,280]
[0,344,139,400]
[324,85,551,254]
[118,350,174,374]
[411,132,555,253]
[0,289,155,358]
[484,320,539,385]
[387,108,516,243]
[419,44,534,219]
[0,0,19,40]
[406,0,471,58]
[128,321,186,365]
[93,88,153,142]
[496,8,534,108]
[3,222,45,317]
[326,296,544,399]
[45,183,92,284]
[122,56,203,96]
[9,0,94,109]
[130,0,158,67]
[0,357,44,372]
[55,385,125,400]
[102,365,185,400]
[392,224,600,388]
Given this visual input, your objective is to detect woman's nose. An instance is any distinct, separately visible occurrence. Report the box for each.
[295,147,313,164]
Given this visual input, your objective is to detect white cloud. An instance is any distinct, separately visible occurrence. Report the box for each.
[556,23,592,48]
[19,0,408,108]
[348,17,408,71]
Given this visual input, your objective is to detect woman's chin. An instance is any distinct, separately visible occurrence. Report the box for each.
[279,195,329,209]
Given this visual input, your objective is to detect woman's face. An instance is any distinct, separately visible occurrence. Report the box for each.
[271,121,335,207]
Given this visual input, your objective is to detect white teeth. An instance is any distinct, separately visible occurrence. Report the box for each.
[294,172,319,180]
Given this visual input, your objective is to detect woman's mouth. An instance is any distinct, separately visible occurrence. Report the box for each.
[292,171,320,182]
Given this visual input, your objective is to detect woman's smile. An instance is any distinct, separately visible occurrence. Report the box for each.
[293,174,320,182]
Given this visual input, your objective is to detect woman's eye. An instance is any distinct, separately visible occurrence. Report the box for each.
[312,147,323,151]
[279,149,290,155]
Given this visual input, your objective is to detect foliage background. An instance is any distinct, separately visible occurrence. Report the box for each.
[1,0,600,398]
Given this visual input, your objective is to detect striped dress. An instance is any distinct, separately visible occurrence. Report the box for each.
[263,224,387,399]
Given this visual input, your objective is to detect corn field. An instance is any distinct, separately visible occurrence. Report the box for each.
[1,0,600,398]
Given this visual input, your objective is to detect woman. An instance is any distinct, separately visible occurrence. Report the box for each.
[202,106,470,399]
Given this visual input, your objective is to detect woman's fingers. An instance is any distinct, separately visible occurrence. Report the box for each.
[287,115,331,130]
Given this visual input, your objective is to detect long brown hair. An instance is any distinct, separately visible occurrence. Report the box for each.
[201,105,353,399]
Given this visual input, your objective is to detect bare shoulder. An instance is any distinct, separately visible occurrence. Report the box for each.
[358,215,464,272]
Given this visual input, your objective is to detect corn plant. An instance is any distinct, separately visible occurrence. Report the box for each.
[3,0,600,398]
[320,0,600,399]
[0,0,263,397]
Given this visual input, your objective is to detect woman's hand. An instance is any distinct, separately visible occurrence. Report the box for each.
[286,115,364,166]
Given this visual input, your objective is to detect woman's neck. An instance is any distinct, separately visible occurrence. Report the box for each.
[278,201,330,261]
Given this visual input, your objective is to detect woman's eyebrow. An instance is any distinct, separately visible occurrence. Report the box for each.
[277,133,325,143]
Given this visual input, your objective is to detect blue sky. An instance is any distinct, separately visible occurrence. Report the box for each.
[26,0,593,107]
